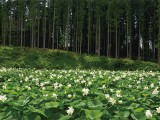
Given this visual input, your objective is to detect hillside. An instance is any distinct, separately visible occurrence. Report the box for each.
[0,46,160,71]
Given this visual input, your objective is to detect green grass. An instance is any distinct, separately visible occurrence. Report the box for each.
[0,46,160,71]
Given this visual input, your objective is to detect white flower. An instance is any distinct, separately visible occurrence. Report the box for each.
[152,88,159,95]
[67,94,72,98]
[116,90,121,94]
[118,100,123,104]
[150,83,154,88]
[82,88,89,96]
[43,94,48,97]
[156,107,160,113]
[116,90,122,97]
[102,85,106,89]
[52,93,58,99]
[27,87,31,90]
[66,107,74,115]
[25,77,29,82]
[25,86,31,90]
[81,80,86,84]
[105,94,110,99]
[109,97,116,105]
[2,84,7,90]
[67,84,72,88]
[88,81,92,86]
[110,89,114,92]
[74,80,80,83]
[144,86,148,90]
[128,85,132,88]
[0,95,7,102]
[145,110,152,118]
[59,84,63,88]
[42,87,46,90]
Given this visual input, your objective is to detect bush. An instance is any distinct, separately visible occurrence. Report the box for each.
[0,46,160,71]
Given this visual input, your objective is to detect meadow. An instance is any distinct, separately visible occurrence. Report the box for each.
[0,68,160,120]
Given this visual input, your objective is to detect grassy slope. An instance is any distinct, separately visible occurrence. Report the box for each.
[0,46,160,71]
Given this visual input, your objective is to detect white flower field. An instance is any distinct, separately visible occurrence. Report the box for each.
[0,68,160,120]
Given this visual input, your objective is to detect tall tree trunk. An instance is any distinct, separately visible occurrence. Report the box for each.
[126,16,129,58]
[20,18,23,47]
[80,31,82,54]
[43,5,46,48]
[98,17,100,56]
[107,22,110,57]
[65,6,70,51]
[37,19,40,48]
[31,26,34,48]
[9,20,12,46]
[52,6,56,49]
[158,49,160,64]
[56,30,59,49]
[87,0,91,54]
[138,27,141,60]
[115,24,118,58]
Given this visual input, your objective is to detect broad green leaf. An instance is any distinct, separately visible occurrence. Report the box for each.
[85,110,103,120]
[59,115,72,120]
[28,106,47,118]
[87,100,103,109]
[123,111,130,118]
[134,108,144,113]
[131,114,138,120]
[45,102,59,109]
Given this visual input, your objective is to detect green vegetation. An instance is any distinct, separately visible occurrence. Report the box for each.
[0,47,160,71]
[0,0,160,62]
[0,68,160,119]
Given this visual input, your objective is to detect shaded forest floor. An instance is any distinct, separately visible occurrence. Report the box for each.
[0,46,160,71]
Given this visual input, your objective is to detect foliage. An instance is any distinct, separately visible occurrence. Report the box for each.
[0,68,160,119]
[0,0,159,62]
[0,47,160,71]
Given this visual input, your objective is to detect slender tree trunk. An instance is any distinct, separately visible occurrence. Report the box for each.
[126,17,129,58]
[138,27,141,60]
[43,5,46,48]
[52,7,56,49]
[24,26,25,46]
[87,0,91,54]
[158,49,160,63]
[31,26,34,48]
[98,17,100,56]
[9,20,12,46]
[20,18,23,47]
[48,20,51,48]
[56,30,59,49]
[37,19,39,48]
[129,35,132,58]
[95,19,98,55]
[66,6,70,51]
[115,24,118,58]
[107,22,110,57]
[80,31,82,54]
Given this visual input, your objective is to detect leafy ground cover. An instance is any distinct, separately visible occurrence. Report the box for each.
[0,46,160,71]
[0,68,160,120]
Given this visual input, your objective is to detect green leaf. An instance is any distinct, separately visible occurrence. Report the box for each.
[45,102,59,109]
[28,106,47,118]
[87,100,103,109]
[127,103,140,110]
[134,108,144,113]
[131,114,138,120]
[59,115,72,120]
[85,110,103,120]
[123,111,130,118]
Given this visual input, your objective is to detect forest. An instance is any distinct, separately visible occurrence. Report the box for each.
[0,0,160,62]
[1,1,160,119]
